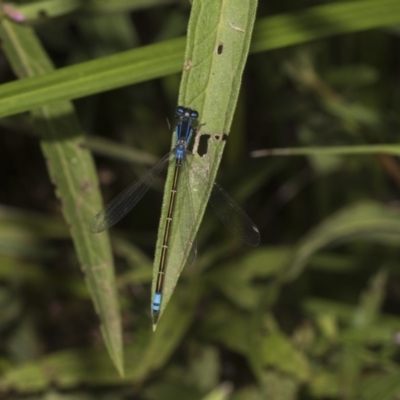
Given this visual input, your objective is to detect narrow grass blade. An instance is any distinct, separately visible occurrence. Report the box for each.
[0,20,123,375]
[0,0,400,118]
[251,0,400,53]
[283,201,400,282]
[251,144,400,157]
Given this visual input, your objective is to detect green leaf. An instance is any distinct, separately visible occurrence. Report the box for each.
[0,20,123,375]
[259,371,300,400]
[230,386,264,400]
[1,0,175,22]
[1,0,400,119]
[83,0,176,13]
[308,370,340,398]
[251,0,400,53]
[260,333,310,381]
[199,302,252,355]
[283,201,400,281]
[2,0,81,21]
[252,144,400,157]
[151,0,258,326]
[0,36,186,118]
[303,298,400,344]
[353,268,388,328]
[0,206,67,259]
[206,247,287,310]
[0,283,199,392]
[187,345,220,392]
[201,383,233,400]
[357,371,400,400]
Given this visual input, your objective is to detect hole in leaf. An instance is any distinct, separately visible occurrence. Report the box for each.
[198,134,210,156]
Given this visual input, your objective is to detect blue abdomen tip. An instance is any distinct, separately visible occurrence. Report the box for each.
[152,292,162,312]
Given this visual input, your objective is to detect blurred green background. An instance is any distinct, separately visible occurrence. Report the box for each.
[1,0,400,399]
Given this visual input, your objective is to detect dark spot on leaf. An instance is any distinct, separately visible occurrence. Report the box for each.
[198,134,210,156]
[217,43,223,55]
[214,133,228,141]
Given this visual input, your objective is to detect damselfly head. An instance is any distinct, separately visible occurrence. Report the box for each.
[175,106,199,121]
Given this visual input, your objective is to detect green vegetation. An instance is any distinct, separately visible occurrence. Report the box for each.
[0,0,400,399]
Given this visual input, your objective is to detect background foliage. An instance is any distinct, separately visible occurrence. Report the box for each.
[0,0,400,399]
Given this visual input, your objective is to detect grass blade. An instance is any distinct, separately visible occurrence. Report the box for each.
[0,20,123,375]
[0,0,399,118]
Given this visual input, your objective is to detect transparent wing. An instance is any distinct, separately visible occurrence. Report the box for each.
[186,239,198,265]
[209,181,260,247]
[91,151,172,233]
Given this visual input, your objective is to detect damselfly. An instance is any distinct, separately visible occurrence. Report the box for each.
[91,106,260,322]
